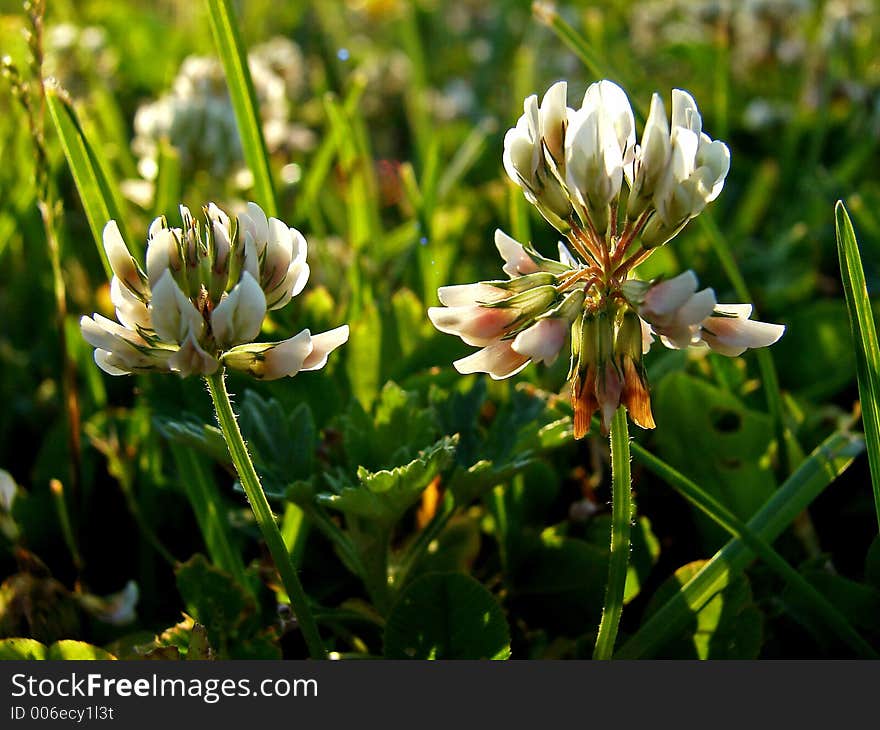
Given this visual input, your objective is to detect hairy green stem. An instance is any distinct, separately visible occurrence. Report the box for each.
[205,371,326,659]
[593,407,632,660]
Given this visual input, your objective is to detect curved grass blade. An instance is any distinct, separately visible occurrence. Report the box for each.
[631,440,876,658]
[205,0,277,217]
[616,431,864,658]
[836,201,880,530]
[46,88,131,277]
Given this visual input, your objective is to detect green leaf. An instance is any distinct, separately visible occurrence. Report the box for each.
[175,554,280,660]
[46,88,131,277]
[0,638,48,660]
[384,572,510,659]
[204,0,277,216]
[643,561,763,659]
[616,431,864,658]
[345,303,384,412]
[653,372,777,546]
[47,640,117,660]
[835,200,880,529]
[866,536,880,589]
[319,436,457,527]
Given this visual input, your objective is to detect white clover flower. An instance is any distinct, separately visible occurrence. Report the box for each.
[431,80,782,437]
[81,203,348,380]
[132,39,314,181]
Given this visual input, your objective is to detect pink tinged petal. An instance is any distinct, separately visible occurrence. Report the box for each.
[701,315,785,357]
[495,229,540,277]
[302,325,350,371]
[427,305,517,347]
[211,271,267,347]
[678,288,717,326]
[168,333,219,377]
[642,270,698,318]
[437,283,509,307]
[223,329,312,380]
[511,318,567,365]
[150,270,203,344]
[453,340,531,380]
[103,221,145,296]
[111,277,152,330]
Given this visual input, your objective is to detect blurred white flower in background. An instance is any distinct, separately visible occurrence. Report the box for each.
[131,37,315,181]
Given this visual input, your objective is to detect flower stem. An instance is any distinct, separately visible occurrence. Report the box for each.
[205,370,326,659]
[593,406,632,660]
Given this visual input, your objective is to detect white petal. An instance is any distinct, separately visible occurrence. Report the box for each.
[511,318,567,365]
[642,271,698,317]
[495,229,540,277]
[714,303,753,318]
[211,271,267,347]
[240,202,270,254]
[302,324,350,371]
[557,241,578,268]
[539,81,568,162]
[150,270,203,344]
[94,349,131,376]
[453,340,531,380]
[103,221,145,295]
[145,228,180,288]
[671,89,702,137]
[702,315,785,357]
[111,277,152,330]
[437,283,509,307]
[168,332,219,376]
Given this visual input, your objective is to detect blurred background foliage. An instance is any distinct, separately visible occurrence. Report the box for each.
[0,0,879,659]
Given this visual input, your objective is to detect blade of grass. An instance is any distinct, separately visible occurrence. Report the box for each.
[532,3,647,122]
[835,201,880,530]
[631,439,877,658]
[615,430,864,658]
[205,0,277,217]
[169,443,249,593]
[152,139,181,221]
[46,88,130,277]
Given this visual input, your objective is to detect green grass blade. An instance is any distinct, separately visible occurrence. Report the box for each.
[836,201,880,530]
[616,431,864,658]
[593,407,633,660]
[533,3,647,122]
[46,88,131,277]
[152,139,181,220]
[168,443,249,593]
[205,0,277,217]
[631,440,877,658]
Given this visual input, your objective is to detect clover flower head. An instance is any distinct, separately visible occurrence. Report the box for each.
[80,202,348,380]
[432,80,783,437]
[132,39,314,180]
